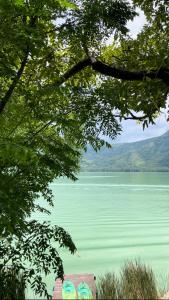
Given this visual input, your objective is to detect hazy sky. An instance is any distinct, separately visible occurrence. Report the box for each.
[114,8,169,143]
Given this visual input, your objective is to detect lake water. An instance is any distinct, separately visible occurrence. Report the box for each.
[30,172,169,298]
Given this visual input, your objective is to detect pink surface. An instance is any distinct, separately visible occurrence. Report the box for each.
[52,274,96,299]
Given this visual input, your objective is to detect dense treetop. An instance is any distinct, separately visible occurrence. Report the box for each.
[0,0,136,235]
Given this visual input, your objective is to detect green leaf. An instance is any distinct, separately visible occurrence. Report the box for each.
[14,0,24,6]
[57,0,77,9]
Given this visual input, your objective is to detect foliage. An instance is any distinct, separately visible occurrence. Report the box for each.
[0,0,169,298]
[0,220,76,299]
[97,261,158,300]
[0,268,26,300]
[121,261,158,299]
[0,0,134,237]
[97,272,122,299]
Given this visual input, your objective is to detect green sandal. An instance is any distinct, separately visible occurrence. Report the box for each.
[62,279,77,299]
[77,282,93,299]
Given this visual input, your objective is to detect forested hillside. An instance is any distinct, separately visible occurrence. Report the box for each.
[81,131,169,171]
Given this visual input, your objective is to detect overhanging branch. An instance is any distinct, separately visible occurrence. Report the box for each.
[49,58,92,87]
[44,57,169,92]
[1,53,169,114]
[91,60,169,83]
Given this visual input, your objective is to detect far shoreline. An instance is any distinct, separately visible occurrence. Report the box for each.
[80,170,169,172]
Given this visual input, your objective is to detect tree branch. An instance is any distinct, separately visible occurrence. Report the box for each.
[0,49,29,114]
[43,57,169,93]
[49,58,92,88]
[91,61,169,83]
[114,113,148,121]
[0,16,37,114]
[2,52,169,114]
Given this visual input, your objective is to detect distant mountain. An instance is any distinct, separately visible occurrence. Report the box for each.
[81,131,169,171]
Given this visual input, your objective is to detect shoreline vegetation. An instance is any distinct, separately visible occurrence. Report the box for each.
[2,261,169,300]
[97,261,168,300]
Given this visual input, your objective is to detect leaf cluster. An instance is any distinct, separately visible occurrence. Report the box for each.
[0,220,76,299]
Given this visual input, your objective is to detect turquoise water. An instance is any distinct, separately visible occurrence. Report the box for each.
[30,172,169,297]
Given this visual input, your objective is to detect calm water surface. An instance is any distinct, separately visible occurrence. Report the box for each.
[30,172,169,297]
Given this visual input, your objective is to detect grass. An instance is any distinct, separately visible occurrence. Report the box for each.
[97,261,159,300]
[97,272,122,299]
[158,274,169,298]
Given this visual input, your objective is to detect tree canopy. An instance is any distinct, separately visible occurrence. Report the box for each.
[0,0,168,298]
